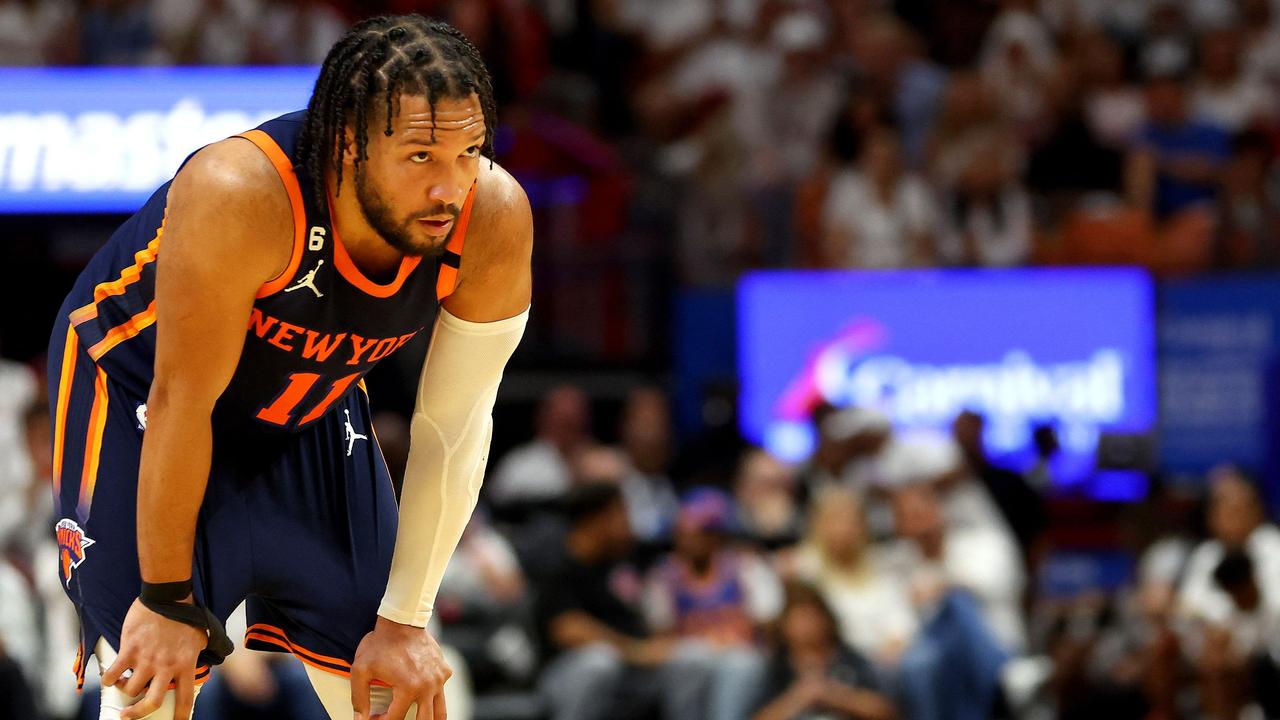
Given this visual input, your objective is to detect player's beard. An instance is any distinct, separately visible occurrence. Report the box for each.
[355,171,459,260]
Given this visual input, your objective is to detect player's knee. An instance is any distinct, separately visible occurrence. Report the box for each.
[100,683,202,720]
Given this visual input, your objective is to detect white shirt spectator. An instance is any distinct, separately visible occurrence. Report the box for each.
[488,439,572,506]
[1192,76,1276,132]
[0,360,36,549]
[252,0,347,65]
[1172,520,1280,638]
[822,169,938,268]
[889,523,1027,653]
[792,544,918,663]
[937,186,1034,267]
[1085,88,1147,148]
[0,558,39,681]
[440,522,524,610]
[0,0,69,65]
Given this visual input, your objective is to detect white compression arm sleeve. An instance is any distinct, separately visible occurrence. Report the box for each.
[378,306,528,627]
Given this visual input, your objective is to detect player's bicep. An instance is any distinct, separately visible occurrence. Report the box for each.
[151,140,291,409]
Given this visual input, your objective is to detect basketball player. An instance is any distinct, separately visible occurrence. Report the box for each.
[47,15,529,720]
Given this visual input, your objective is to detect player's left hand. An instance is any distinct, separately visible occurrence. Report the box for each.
[351,616,451,720]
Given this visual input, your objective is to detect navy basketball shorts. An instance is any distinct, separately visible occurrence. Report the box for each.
[47,314,399,690]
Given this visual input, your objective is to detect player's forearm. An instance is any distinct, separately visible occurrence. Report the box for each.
[378,307,528,626]
[135,392,215,585]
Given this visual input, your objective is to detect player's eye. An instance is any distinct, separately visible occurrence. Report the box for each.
[410,151,431,163]
[464,145,481,158]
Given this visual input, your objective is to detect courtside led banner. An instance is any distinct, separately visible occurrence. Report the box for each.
[738,270,1156,495]
[0,67,317,213]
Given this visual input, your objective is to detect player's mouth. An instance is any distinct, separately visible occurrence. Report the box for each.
[417,218,454,236]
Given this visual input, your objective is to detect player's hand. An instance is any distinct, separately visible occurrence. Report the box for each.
[102,598,207,720]
[351,616,451,720]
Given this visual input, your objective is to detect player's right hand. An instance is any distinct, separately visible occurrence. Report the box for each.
[102,598,208,720]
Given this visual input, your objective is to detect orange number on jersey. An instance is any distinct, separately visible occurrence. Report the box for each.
[256,371,362,427]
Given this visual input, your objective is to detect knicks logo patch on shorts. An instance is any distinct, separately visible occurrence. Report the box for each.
[56,519,95,587]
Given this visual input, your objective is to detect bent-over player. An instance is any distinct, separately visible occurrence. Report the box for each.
[48,15,530,720]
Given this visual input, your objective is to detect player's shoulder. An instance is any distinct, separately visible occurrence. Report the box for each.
[168,136,291,222]
[443,159,532,315]
[467,159,533,254]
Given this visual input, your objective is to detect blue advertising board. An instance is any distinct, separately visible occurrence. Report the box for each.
[1159,276,1280,475]
[738,270,1157,497]
[0,67,317,213]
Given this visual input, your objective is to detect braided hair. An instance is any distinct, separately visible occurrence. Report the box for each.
[296,14,498,210]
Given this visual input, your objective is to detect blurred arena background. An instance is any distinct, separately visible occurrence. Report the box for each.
[4,0,1280,719]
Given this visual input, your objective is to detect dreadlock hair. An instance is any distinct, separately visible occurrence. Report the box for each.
[296,14,498,211]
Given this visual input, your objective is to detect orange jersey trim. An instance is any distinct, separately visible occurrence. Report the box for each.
[330,215,423,298]
[52,325,79,495]
[69,223,163,327]
[244,623,391,686]
[87,301,157,362]
[436,183,476,301]
[76,366,110,519]
[236,130,307,299]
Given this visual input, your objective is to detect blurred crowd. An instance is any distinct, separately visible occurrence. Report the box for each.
[4,373,1280,720]
[4,0,1280,287]
[5,0,1280,718]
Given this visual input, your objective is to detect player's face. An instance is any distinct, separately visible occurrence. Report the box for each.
[356,92,486,258]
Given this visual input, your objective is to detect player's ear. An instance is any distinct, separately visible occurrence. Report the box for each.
[341,124,359,168]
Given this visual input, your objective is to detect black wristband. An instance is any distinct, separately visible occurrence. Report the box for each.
[139,596,235,666]
[140,579,194,604]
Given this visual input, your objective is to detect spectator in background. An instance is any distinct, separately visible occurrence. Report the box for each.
[532,483,712,720]
[250,0,347,64]
[1219,130,1280,267]
[735,448,805,550]
[889,483,1025,653]
[617,387,679,544]
[951,411,1046,559]
[888,485,1019,720]
[1136,1,1194,81]
[1126,70,1231,221]
[0,642,38,720]
[978,0,1057,143]
[821,125,938,268]
[77,0,157,65]
[849,14,948,169]
[1024,424,1061,492]
[1178,467,1280,627]
[437,509,537,691]
[644,487,781,720]
[490,384,593,507]
[786,486,916,668]
[932,99,1034,267]
[746,8,846,267]
[19,400,81,720]
[0,0,72,65]
[1079,31,1146,152]
[1241,0,1280,92]
[1191,26,1276,134]
[0,357,37,554]
[800,407,894,494]
[1204,550,1280,718]
[752,582,897,720]
[1177,467,1280,718]
[927,72,1032,266]
[371,411,411,498]
[795,82,892,267]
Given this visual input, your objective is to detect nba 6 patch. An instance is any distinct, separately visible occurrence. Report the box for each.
[56,518,95,587]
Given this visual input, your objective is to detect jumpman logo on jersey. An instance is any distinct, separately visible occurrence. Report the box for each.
[285,260,325,298]
[344,409,368,457]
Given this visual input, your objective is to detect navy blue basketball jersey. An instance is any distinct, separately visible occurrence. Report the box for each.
[59,111,473,434]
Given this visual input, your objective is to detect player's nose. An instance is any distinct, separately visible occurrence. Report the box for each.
[426,168,469,207]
